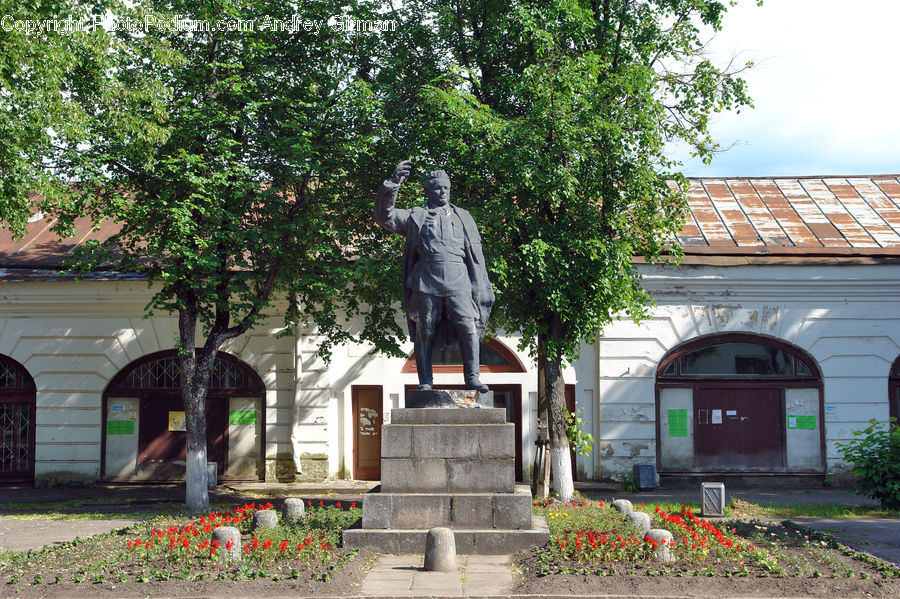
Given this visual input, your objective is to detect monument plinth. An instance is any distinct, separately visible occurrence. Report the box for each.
[342,392,549,554]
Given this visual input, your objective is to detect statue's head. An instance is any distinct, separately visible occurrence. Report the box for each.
[423,170,451,207]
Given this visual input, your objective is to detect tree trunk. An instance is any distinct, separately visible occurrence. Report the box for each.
[179,296,211,515]
[539,316,573,503]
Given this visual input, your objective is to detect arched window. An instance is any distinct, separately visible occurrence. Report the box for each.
[0,355,36,483]
[659,338,818,379]
[401,338,525,373]
[888,355,900,422]
[102,351,264,482]
[656,334,823,475]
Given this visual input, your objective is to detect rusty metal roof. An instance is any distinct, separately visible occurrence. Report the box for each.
[0,210,123,271]
[679,176,900,258]
[3,175,900,275]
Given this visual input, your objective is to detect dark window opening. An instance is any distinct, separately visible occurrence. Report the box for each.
[662,341,815,378]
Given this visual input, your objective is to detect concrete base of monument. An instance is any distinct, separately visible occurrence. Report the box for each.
[342,405,548,554]
[342,515,549,554]
[405,388,495,408]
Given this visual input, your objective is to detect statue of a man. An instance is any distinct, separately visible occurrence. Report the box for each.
[375,160,494,392]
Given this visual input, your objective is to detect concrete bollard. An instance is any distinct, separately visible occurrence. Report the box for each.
[252,509,278,531]
[282,498,306,523]
[424,527,457,572]
[646,529,675,563]
[211,526,242,561]
[627,511,651,532]
[611,499,633,515]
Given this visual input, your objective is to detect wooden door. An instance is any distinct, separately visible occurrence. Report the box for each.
[137,395,226,480]
[353,386,382,480]
[694,387,784,471]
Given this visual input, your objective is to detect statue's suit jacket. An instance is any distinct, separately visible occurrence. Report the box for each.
[375,180,494,350]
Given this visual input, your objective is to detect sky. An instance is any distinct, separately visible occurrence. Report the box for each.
[670,0,900,178]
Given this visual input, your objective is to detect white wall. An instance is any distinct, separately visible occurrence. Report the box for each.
[583,263,900,481]
[0,280,294,485]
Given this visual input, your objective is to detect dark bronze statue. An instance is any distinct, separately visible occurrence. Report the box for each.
[375,160,494,392]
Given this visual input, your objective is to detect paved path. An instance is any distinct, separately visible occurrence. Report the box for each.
[0,516,140,552]
[360,554,512,597]
[788,517,900,565]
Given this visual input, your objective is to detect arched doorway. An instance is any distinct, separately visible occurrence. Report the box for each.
[398,338,527,479]
[102,351,265,482]
[0,355,36,483]
[656,334,824,475]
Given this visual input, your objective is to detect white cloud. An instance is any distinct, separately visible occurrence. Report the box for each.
[671,0,900,176]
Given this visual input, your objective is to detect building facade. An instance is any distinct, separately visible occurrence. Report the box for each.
[1,176,899,486]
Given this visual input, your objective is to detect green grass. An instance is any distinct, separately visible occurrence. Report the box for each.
[0,499,248,521]
[727,499,900,519]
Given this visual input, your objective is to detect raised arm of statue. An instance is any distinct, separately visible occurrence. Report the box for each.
[374,160,413,235]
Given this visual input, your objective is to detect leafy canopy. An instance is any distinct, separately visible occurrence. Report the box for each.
[374,0,754,363]
[54,0,404,356]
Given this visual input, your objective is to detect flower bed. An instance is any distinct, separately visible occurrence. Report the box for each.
[1,499,365,594]
[524,498,898,582]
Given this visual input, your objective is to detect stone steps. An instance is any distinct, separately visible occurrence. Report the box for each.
[343,515,549,555]
[362,485,534,530]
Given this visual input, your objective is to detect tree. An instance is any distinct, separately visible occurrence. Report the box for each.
[377,0,754,501]
[53,0,402,513]
[0,0,98,236]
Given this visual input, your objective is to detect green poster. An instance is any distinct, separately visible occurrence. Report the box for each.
[107,420,135,435]
[667,409,688,437]
[787,415,816,430]
[230,410,258,425]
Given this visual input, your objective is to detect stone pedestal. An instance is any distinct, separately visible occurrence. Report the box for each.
[343,403,548,554]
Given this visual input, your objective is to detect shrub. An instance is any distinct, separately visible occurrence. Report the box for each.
[835,418,900,509]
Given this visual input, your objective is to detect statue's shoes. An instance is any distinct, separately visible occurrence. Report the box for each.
[465,381,489,393]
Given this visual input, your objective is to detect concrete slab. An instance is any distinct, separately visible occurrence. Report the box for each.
[359,553,512,597]
[0,517,141,551]
[788,517,900,565]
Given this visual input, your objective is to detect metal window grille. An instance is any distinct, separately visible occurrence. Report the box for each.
[124,356,250,389]
[0,402,31,473]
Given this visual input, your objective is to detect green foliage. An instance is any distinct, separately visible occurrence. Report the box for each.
[51,0,404,360]
[372,0,755,499]
[0,0,102,237]
[374,0,754,364]
[565,407,594,457]
[836,418,900,509]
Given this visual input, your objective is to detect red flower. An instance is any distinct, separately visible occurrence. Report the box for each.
[262,538,273,550]
[319,500,324,506]
[351,502,356,508]
[244,544,251,554]
[211,539,220,548]
[280,540,288,553]
[307,500,312,507]
[252,537,259,550]
[264,501,273,510]
[225,539,233,550]
[336,501,342,508]
[305,537,313,546]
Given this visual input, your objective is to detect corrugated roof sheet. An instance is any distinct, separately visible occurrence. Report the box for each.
[3,176,900,273]
[680,176,900,256]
